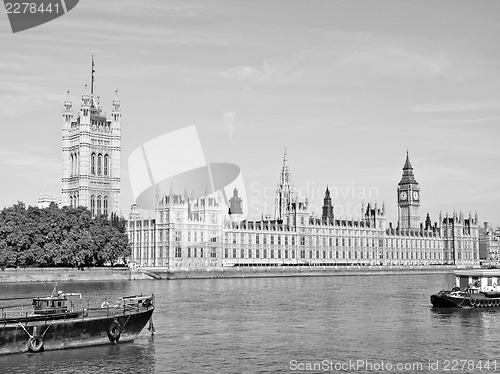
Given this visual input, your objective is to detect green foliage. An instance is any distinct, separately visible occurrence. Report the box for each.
[0,202,130,268]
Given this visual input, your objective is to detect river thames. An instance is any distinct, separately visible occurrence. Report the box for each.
[2,273,500,373]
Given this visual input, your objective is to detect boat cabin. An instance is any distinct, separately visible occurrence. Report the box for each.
[33,296,69,315]
[455,269,500,294]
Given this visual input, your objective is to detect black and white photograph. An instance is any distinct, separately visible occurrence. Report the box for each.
[1,1,499,372]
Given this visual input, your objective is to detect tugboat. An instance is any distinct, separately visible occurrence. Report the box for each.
[431,269,500,308]
[0,287,155,355]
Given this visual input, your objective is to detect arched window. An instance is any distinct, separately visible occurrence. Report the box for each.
[97,154,102,175]
[103,196,108,217]
[70,154,74,175]
[91,195,96,216]
[97,195,102,216]
[104,155,109,176]
[70,195,74,207]
[75,153,78,175]
[91,153,96,175]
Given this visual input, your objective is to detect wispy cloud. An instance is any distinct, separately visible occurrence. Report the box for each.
[0,148,60,173]
[413,100,500,112]
[424,117,500,125]
[0,81,67,117]
[221,52,305,86]
[222,64,274,83]
[333,46,448,79]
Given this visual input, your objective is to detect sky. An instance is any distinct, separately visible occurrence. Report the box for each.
[0,0,499,227]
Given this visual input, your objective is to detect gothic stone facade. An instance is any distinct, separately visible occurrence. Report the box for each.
[479,223,500,262]
[127,152,480,269]
[61,66,121,216]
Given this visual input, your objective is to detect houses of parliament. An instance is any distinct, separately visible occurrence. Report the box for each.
[127,150,480,269]
[60,62,480,270]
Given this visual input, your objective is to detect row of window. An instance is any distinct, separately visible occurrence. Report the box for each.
[69,195,79,208]
[224,232,443,249]
[162,247,450,261]
[90,195,109,217]
[221,248,445,261]
[91,153,110,176]
[69,153,111,176]
[175,247,217,258]
[174,230,218,243]
[132,244,476,263]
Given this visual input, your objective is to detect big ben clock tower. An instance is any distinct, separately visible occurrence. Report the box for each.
[397,152,420,229]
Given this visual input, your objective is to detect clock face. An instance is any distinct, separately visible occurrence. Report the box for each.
[413,191,419,200]
[399,191,407,200]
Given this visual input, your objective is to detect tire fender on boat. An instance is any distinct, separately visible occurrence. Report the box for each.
[27,336,44,353]
[108,320,121,343]
[470,299,476,307]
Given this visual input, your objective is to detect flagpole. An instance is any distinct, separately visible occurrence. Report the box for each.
[91,55,95,95]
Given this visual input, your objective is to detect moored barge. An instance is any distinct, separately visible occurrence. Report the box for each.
[431,269,500,308]
[0,289,154,355]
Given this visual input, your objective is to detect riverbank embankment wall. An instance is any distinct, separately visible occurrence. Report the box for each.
[132,265,457,280]
[0,265,458,282]
[0,267,131,283]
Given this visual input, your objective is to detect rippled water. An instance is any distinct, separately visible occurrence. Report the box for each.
[2,273,500,373]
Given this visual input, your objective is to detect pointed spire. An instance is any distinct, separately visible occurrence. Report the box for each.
[398,151,418,186]
[403,150,413,170]
[283,147,287,166]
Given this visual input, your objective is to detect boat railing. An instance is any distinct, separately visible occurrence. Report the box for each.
[1,294,155,322]
[82,295,154,317]
[0,303,33,320]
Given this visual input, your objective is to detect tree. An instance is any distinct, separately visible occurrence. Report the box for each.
[0,202,130,268]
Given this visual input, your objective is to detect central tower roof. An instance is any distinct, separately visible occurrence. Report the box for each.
[399,151,418,185]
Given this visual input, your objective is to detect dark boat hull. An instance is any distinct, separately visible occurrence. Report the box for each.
[430,293,471,308]
[0,307,154,355]
[431,292,500,309]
